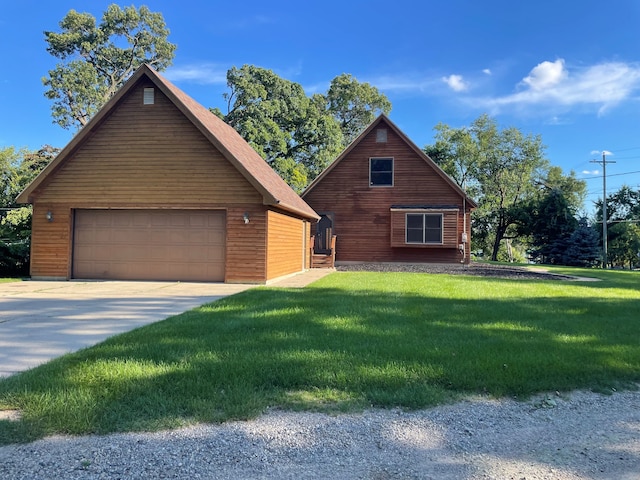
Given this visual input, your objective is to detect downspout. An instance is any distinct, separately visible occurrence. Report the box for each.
[461,181,468,265]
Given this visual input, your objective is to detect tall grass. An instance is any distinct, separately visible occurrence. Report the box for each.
[1,268,639,444]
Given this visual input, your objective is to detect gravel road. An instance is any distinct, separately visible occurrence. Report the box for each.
[1,389,638,479]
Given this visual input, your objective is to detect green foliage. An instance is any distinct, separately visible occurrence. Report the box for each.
[426,114,550,261]
[0,146,57,276]
[595,185,640,268]
[217,66,392,188]
[43,4,176,129]
[560,218,601,267]
[518,188,579,264]
[218,65,343,189]
[326,73,392,145]
[1,269,639,443]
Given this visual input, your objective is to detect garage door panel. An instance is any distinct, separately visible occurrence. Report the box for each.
[73,210,226,281]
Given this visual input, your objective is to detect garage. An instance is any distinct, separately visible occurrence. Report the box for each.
[72,209,226,281]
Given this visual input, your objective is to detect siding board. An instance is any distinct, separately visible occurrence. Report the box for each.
[266,210,305,280]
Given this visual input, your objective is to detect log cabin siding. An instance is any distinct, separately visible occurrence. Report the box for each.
[266,210,305,280]
[225,206,267,283]
[304,118,472,264]
[34,81,261,206]
[30,203,72,278]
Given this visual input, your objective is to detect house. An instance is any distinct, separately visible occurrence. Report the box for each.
[17,65,319,283]
[301,114,476,265]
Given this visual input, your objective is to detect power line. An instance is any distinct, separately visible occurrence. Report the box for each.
[581,170,640,180]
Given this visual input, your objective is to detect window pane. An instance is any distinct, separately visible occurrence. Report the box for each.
[406,229,423,243]
[424,228,441,243]
[370,172,392,186]
[406,214,423,229]
[424,215,442,229]
[371,158,392,172]
[424,214,442,243]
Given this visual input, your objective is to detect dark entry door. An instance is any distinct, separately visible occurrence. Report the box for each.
[315,214,333,254]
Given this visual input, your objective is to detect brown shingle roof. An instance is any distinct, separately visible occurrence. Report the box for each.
[18,65,319,220]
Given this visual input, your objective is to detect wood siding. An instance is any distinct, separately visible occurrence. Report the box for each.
[30,203,72,278]
[29,80,271,280]
[266,210,305,280]
[225,205,267,283]
[304,118,472,264]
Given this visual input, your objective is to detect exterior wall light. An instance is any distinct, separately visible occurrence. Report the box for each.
[46,211,54,222]
[243,212,250,224]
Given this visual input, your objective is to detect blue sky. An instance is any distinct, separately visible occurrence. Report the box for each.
[1,1,639,214]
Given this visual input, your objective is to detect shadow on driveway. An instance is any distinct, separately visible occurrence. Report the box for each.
[0,281,253,377]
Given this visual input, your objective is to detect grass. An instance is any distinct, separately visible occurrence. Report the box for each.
[1,267,639,444]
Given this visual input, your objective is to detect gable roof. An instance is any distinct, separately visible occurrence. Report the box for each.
[17,64,319,220]
[302,114,477,209]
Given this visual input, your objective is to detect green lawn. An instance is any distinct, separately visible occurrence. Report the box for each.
[1,267,639,444]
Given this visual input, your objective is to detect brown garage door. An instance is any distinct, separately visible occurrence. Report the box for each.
[73,210,225,281]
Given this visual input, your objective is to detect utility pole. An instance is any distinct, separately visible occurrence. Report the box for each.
[591,152,615,269]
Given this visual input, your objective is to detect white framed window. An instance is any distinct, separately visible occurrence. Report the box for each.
[406,213,443,244]
[369,157,393,187]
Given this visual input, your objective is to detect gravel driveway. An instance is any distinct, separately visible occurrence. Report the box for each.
[1,389,638,479]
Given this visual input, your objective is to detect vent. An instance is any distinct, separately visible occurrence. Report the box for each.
[143,88,155,105]
[376,128,387,143]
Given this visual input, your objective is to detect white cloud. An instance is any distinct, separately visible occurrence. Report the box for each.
[164,64,227,85]
[442,74,469,92]
[483,68,492,75]
[591,150,614,156]
[521,59,567,90]
[582,170,599,175]
[476,59,640,115]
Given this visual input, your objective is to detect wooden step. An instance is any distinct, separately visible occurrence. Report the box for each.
[311,254,334,268]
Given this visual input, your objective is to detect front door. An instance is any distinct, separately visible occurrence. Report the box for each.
[315,214,333,254]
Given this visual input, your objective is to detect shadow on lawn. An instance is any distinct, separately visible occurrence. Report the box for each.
[1,282,639,444]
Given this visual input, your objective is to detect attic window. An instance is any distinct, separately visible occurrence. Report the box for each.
[143,88,155,105]
[376,128,388,143]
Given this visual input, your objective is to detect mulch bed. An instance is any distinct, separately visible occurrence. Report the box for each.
[336,262,576,280]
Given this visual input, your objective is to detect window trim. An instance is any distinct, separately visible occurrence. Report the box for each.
[405,213,443,245]
[369,157,394,187]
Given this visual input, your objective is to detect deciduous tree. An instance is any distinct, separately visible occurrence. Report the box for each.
[425,114,548,261]
[215,66,392,189]
[43,4,176,129]
[0,146,58,275]
[326,73,392,145]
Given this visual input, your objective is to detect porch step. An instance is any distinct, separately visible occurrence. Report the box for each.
[311,254,334,268]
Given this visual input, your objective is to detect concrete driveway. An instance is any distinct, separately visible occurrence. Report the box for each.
[0,280,253,377]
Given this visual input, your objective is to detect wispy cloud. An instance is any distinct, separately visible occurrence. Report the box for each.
[582,170,599,175]
[476,59,640,116]
[442,74,469,92]
[591,150,613,156]
[363,74,442,93]
[165,64,228,85]
[482,68,492,75]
